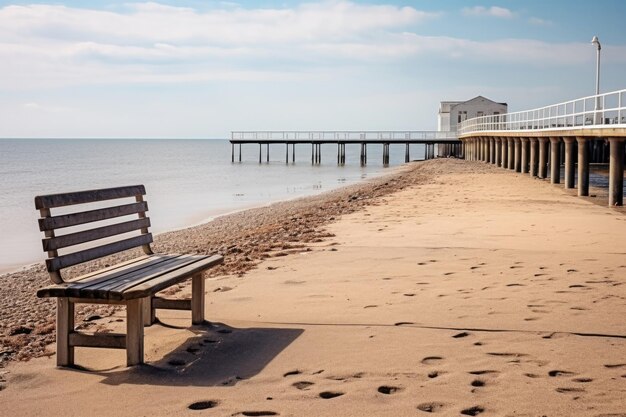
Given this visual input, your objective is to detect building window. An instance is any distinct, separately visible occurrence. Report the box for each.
[457,111,467,123]
[477,111,484,118]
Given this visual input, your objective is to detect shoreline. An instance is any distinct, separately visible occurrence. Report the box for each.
[0,160,415,366]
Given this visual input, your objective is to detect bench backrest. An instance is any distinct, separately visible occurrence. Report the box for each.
[35,185,153,284]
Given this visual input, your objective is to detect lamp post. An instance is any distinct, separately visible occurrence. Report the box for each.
[591,35,602,124]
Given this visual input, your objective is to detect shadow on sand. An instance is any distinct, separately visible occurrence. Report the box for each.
[85,322,303,387]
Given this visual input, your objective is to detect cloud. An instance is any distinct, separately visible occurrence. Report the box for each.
[529,17,552,26]
[462,6,514,18]
[0,1,624,91]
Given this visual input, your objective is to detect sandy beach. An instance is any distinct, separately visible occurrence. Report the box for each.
[1,159,625,416]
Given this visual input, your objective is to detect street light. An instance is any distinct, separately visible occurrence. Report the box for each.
[591,35,602,123]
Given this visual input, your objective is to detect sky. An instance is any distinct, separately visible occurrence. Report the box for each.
[1,0,625,138]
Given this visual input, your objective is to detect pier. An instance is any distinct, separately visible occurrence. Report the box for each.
[229,131,460,165]
[458,88,626,206]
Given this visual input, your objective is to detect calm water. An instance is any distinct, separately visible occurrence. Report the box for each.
[0,139,428,272]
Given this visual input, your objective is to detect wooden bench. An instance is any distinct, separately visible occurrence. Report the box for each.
[35,185,223,367]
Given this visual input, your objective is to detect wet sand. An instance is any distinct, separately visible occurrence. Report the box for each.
[1,159,625,416]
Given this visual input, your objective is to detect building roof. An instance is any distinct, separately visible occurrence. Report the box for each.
[439,96,507,113]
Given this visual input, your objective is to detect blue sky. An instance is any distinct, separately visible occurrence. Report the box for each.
[1,0,625,138]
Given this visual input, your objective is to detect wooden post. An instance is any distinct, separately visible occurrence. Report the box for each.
[311,143,314,164]
[514,139,521,172]
[142,296,154,326]
[126,299,144,366]
[609,137,625,206]
[529,138,538,176]
[192,273,205,325]
[549,137,561,184]
[286,143,289,164]
[239,144,242,162]
[259,143,262,164]
[563,137,576,189]
[231,143,234,163]
[538,137,549,178]
[56,298,74,367]
[521,138,529,173]
[292,143,295,163]
[266,143,269,163]
[576,137,590,196]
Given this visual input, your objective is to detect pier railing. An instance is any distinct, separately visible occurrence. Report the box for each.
[458,88,626,135]
[231,131,457,142]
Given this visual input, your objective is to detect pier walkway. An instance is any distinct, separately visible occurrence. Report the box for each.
[458,88,626,207]
[229,131,460,165]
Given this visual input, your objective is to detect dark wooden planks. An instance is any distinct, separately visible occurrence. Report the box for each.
[84,255,197,299]
[38,201,149,231]
[37,255,172,298]
[35,185,145,209]
[121,255,223,299]
[42,218,151,251]
[46,234,153,272]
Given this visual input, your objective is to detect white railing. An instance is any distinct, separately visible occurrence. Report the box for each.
[458,89,626,135]
[231,130,458,142]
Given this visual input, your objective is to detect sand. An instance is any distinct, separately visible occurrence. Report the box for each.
[1,159,626,416]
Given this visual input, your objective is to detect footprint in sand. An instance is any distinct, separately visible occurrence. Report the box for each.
[422,356,444,365]
[364,305,378,309]
[573,377,593,383]
[417,402,445,413]
[378,386,402,394]
[471,380,486,387]
[604,364,626,369]
[460,406,485,415]
[469,370,499,376]
[292,381,315,390]
[319,391,344,399]
[240,412,279,416]
[395,322,415,326]
[188,400,219,410]
[186,346,201,354]
[453,332,470,338]
[283,370,302,377]
[555,387,585,394]
[428,371,443,379]
[549,370,576,377]
[487,352,527,358]
[403,293,416,297]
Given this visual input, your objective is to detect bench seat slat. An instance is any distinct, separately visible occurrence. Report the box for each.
[121,254,223,299]
[37,254,224,301]
[35,185,146,209]
[46,234,153,272]
[81,255,196,299]
[66,255,178,298]
[43,218,151,251]
[38,201,149,231]
[37,255,172,298]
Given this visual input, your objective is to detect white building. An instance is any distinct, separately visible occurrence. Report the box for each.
[438,96,507,132]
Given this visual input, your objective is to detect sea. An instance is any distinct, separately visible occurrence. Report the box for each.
[0,139,428,273]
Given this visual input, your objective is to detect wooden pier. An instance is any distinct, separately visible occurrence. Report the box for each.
[230,131,460,165]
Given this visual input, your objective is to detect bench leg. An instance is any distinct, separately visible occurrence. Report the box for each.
[56,298,74,367]
[126,299,144,366]
[191,273,205,325]
[142,296,155,326]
